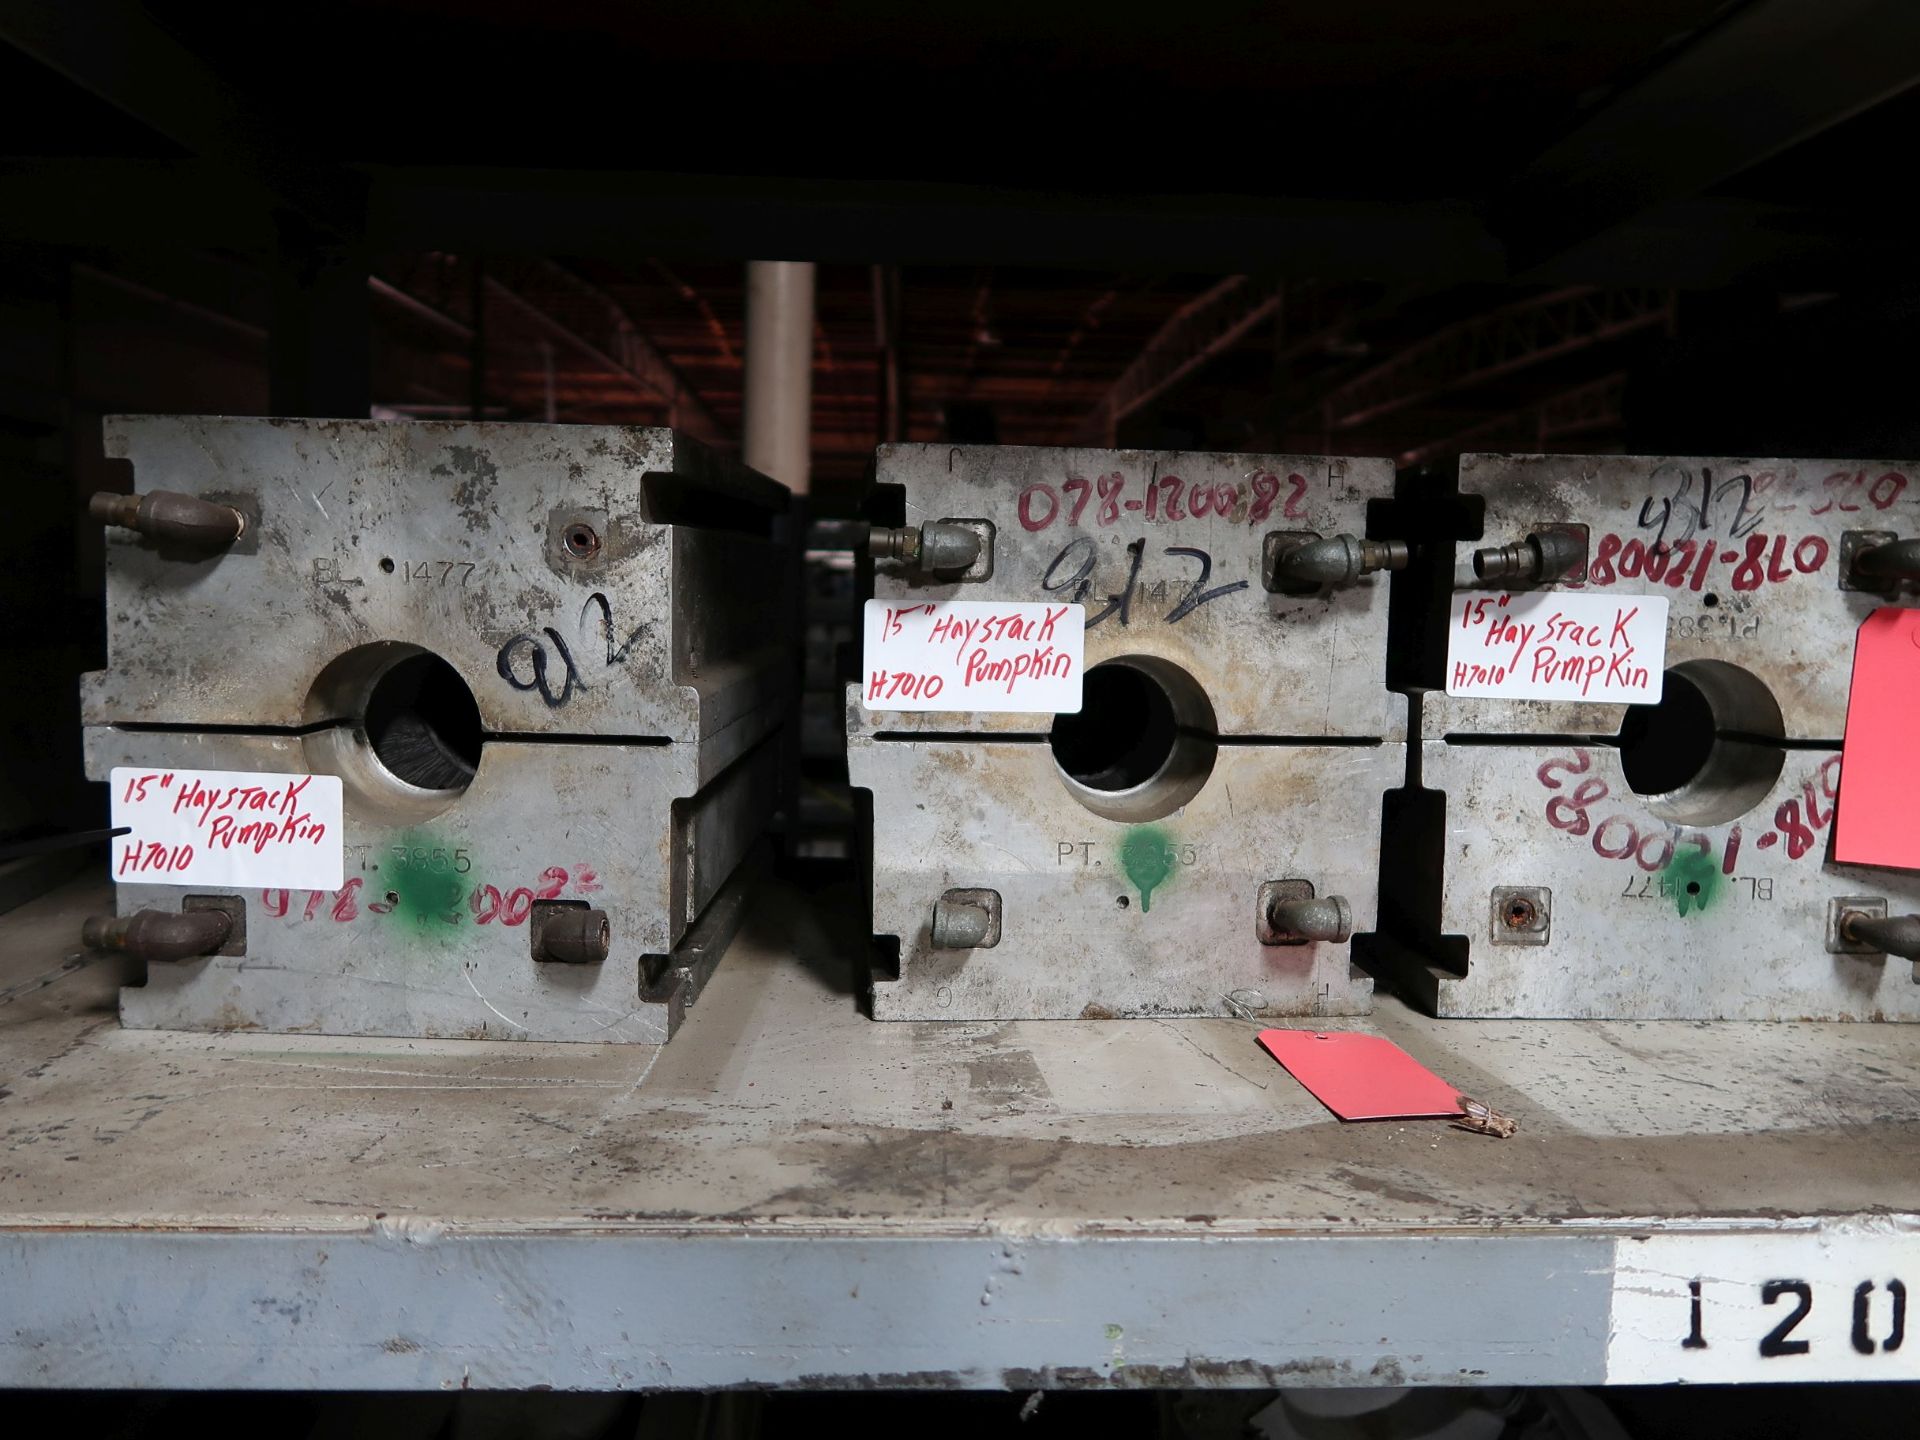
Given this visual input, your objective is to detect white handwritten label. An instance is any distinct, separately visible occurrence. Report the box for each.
[862,599,1085,713]
[1447,591,1667,702]
[110,767,344,890]
[1607,1226,1920,1383]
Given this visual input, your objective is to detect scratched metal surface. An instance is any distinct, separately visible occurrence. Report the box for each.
[855,444,1401,740]
[5,880,1920,1388]
[1417,739,1920,1021]
[1426,453,1920,741]
[82,417,787,760]
[85,730,778,1043]
[852,443,1402,1020]
[1,1228,1620,1389]
[853,738,1394,1019]
[79,418,790,1043]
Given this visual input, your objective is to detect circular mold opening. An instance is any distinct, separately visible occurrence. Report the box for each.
[1615,658,1784,826]
[363,650,484,789]
[1048,656,1216,822]
[303,642,485,822]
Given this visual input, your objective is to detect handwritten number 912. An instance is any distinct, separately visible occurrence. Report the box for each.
[1041,537,1247,628]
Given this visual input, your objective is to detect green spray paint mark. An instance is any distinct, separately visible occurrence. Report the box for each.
[1119,826,1177,912]
[378,831,472,937]
[1662,844,1721,917]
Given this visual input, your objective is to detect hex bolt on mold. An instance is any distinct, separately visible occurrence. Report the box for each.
[1262,532,1407,591]
[89,490,246,549]
[1471,527,1587,585]
[81,908,233,963]
[532,907,612,964]
[868,521,985,575]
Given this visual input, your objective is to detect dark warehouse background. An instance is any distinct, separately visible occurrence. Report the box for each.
[4,5,1920,1428]
[6,2,1913,868]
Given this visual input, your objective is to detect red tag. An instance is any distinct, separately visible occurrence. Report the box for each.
[1835,607,1920,870]
[1257,1029,1463,1121]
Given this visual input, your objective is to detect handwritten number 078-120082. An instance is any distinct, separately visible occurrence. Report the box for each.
[1040,537,1247,627]
[1017,471,1309,531]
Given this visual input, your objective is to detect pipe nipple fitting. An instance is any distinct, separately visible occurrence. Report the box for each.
[535,907,611,964]
[867,525,921,564]
[1264,895,1354,944]
[1471,529,1585,585]
[1851,536,1920,583]
[82,908,233,962]
[1842,909,1920,960]
[931,888,1001,949]
[90,490,246,549]
[1264,533,1407,592]
[869,522,985,575]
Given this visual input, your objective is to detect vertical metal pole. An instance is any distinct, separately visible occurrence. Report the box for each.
[743,260,815,493]
[1267,282,1289,449]
[884,264,903,442]
[871,263,903,447]
[468,257,486,421]
[269,213,370,418]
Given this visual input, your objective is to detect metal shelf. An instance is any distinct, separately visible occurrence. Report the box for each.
[2,878,1917,1390]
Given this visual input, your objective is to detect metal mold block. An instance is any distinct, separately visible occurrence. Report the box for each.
[1416,739,1920,1020]
[852,444,1405,1020]
[854,444,1404,741]
[1400,452,1920,1019]
[854,737,1399,1020]
[1428,453,1920,742]
[85,417,790,1043]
